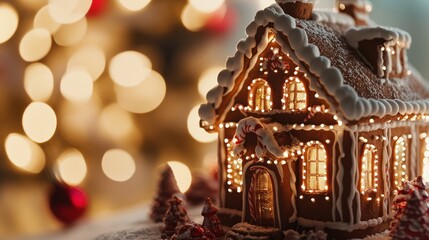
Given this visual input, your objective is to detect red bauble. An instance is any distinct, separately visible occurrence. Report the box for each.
[49,183,88,224]
[87,0,107,17]
[204,5,236,34]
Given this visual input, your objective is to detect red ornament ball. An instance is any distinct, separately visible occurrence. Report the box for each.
[87,0,107,17]
[49,183,88,224]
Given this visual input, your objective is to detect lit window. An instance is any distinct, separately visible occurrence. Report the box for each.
[394,136,408,188]
[282,77,307,111]
[422,137,429,185]
[303,142,327,193]
[248,78,272,112]
[361,144,378,193]
[225,138,243,192]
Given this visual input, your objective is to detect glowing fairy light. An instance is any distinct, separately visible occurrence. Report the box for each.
[188,0,224,13]
[109,51,152,87]
[24,63,54,102]
[67,45,106,81]
[5,133,45,174]
[102,149,136,182]
[168,161,192,193]
[181,3,210,32]
[198,67,223,99]
[115,70,166,114]
[53,17,87,47]
[98,104,135,142]
[22,102,57,143]
[0,3,19,44]
[19,28,52,62]
[34,5,61,34]
[187,105,218,143]
[60,70,94,102]
[48,0,92,24]
[55,149,87,186]
[116,0,151,12]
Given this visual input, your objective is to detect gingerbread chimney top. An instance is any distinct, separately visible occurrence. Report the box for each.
[275,0,317,20]
[336,0,373,26]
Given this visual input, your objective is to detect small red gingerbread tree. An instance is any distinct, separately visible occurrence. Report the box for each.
[163,196,190,237]
[391,190,429,239]
[150,165,180,222]
[201,198,225,237]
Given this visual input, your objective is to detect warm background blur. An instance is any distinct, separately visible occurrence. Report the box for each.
[0,0,428,238]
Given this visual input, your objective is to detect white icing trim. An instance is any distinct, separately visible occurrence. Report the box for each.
[351,131,361,224]
[200,3,429,125]
[312,11,355,26]
[335,131,345,221]
[410,125,419,178]
[348,119,429,132]
[345,26,412,49]
[381,128,391,220]
[297,217,384,232]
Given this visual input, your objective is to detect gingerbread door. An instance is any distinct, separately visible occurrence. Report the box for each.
[252,169,275,226]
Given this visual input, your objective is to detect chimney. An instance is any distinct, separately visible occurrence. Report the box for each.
[275,0,315,20]
[336,0,373,26]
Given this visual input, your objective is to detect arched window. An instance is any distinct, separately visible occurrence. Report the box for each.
[248,79,272,112]
[302,142,327,193]
[254,170,274,226]
[282,77,307,111]
[394,136,408,188]
[361,144,378,193]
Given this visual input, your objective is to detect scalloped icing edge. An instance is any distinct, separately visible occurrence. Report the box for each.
[198,3,429,125]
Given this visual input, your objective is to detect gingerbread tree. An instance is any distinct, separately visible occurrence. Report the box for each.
[150,165,180,222]
[391,190,429,239]
[163,196,191,237]
[411,176,429,204]
[390,181,412,232]
[201,198,225,237]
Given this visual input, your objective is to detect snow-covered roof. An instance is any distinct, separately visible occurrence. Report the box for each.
[199,4,429,125]
[312,10,355,26]
[345,26,412,49]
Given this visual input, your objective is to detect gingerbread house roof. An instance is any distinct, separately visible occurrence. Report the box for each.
[199,4,429,126]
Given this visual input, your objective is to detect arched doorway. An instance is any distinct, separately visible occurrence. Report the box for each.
[251,169,275,226]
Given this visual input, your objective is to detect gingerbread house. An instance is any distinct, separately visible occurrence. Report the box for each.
[199,0,429,238]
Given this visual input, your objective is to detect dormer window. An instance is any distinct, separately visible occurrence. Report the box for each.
[248,78,272,112]
[345,26,411,79]
[282,77,307,111]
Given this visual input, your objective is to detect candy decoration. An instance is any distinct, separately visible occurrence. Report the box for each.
[48,183,88,224]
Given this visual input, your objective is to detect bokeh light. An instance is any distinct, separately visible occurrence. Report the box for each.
[115,70,166,114]
[22,102,57,143]
[34,5,61,34]
[98,104,135,142]
[116,0,151,12]
[5,134,45,174]
[198,67,223,99]
[258,0,273,8]
[167,161,192,193]
[102,149,136,182]
[181,3,210,32]
[60,70,93,102]
[67,45,106,81]
[48,0,92,24]
[187,105,217,143]
[24,63,54,102]
[55,149,87,186]
[188,0,224,13]
[0,3,19,44]
[53,17,87,47]
[19,28,52,62]
[109,51,152,87]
